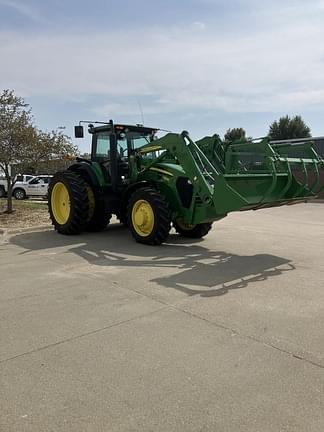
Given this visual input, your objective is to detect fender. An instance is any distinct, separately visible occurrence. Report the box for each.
[68,162,102,188]
[122,181,152,203]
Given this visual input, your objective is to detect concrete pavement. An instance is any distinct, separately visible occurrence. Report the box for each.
[1,203,324,431]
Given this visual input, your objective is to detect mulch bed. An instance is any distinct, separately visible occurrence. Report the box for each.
[0,200,51,229]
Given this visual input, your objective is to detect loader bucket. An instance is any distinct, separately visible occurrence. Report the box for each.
[195,135,324,214]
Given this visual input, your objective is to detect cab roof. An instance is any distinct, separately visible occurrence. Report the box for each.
[90,123,158,135]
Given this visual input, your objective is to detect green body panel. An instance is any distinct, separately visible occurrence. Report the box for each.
[78,124,324,226]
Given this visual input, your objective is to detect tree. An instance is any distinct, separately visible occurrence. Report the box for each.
[0,89,33,213]
[0,89,78,214]
[224,127,246,142]
[22,128,78,174]
[268,115,311,140]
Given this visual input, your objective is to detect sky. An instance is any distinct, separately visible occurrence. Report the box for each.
[1,0,324,152]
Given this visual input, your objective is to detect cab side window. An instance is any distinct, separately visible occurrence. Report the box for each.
[96,132,110,158]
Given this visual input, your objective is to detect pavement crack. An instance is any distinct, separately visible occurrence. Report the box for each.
[0,306,168,365]
[172,306,324,370]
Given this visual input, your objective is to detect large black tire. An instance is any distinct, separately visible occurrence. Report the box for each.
[127,187,171,245]
[13,188,26,200]
[48,171,89,235]
[0,186,5,198]
[173,220,213,238]
[85,185,111,232]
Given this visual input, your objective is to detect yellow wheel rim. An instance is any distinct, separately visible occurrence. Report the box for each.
[51,182,71,225]
[86,185,95,221]
[176,219,196,231]
[131,199,154,237]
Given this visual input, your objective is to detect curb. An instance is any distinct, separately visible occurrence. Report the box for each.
[0,225,52,236]
[309,199,324,203]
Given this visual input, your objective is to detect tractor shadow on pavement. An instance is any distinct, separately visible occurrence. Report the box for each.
[10,223,295,298]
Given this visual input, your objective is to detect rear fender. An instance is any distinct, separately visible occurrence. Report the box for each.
[68,162,102,188]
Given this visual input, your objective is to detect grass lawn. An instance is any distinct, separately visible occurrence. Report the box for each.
[0,198,47,210]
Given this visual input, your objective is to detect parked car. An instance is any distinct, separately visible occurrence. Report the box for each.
[12,175,53,200]
[0,174,53,199]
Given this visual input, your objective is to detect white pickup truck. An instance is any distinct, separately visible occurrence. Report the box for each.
[0,175,53,199]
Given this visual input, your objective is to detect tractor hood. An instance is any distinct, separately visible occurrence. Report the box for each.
[147,162,186,178]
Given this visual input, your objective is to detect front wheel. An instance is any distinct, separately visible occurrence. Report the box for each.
[13,188,26,200]
[173,220,213,238]
[127,187,171,245]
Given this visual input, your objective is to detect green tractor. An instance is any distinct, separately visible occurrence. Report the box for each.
[48,120,324,245]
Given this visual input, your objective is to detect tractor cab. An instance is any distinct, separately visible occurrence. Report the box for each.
[90,123,158,160]
[75,121,159,188]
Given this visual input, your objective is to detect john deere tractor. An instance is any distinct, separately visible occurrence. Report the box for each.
[48,120,324,245]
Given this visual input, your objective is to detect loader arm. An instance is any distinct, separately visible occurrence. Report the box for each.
[146,132,253,221]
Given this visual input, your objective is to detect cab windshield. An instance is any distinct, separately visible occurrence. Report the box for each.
[117,132,152,157]
[94,129,153,160]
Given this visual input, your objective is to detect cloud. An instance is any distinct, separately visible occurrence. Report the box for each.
[0,0,43,22]
[0,0,324,118]
[192,21,206,30]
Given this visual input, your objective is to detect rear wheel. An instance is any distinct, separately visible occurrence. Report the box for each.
[127,187,171,245]
[173,219,213,238]
[85,185,111,232]
[48,171,89,235]
[0,186,5,198]
[13,188,26,200]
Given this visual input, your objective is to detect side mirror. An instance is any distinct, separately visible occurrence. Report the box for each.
[74,125,84,138]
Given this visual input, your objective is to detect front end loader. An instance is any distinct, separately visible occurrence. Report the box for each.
[48,121,324,245]
[196,134,324,212]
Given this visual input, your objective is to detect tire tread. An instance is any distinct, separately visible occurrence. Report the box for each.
[48,171,89,235]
